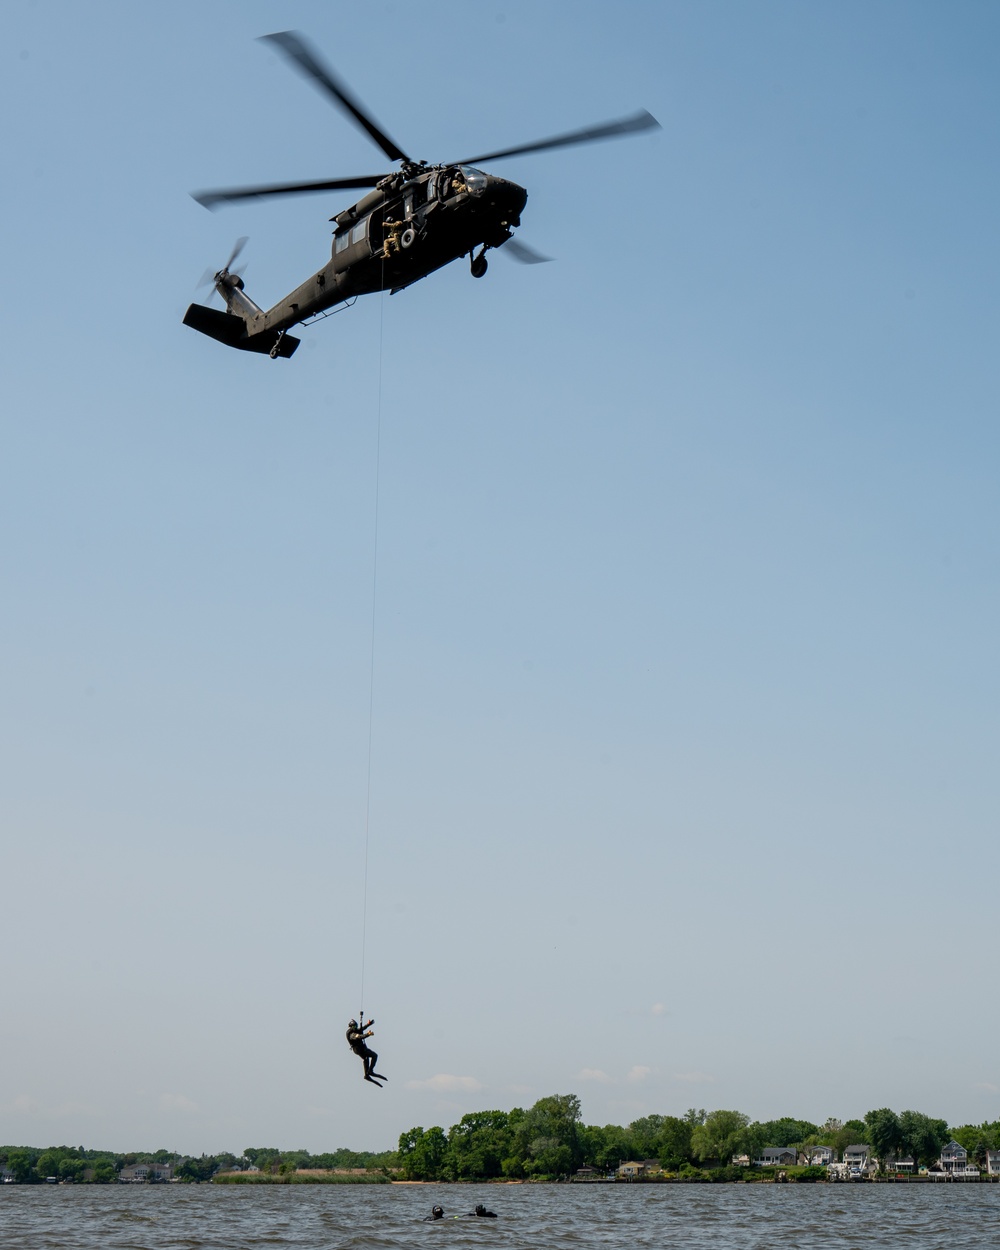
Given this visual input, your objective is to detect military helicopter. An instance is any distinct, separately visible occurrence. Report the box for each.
[184,31,660,360]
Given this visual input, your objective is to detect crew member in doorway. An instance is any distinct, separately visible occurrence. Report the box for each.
[382,220,404,258]
[346,1017,388,1086]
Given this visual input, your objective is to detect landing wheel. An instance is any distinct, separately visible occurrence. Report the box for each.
[471,254,488,279]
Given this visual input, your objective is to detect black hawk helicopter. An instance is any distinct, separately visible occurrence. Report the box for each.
[184,31,660,360]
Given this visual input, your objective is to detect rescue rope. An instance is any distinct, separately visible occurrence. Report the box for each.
[358,253,387,1022]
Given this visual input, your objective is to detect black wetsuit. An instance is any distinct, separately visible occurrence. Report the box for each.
[346,1018,386,1086]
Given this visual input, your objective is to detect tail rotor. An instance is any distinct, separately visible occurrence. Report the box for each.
[197,236,249,302]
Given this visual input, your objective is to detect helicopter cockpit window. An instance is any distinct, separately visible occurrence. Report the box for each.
[457,166,487,193]
[350,217,368,245]
[335,231,350,253]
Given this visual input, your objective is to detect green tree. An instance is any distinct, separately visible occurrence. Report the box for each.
[90,1161,118,1184]
[36,1149,73,1181]
[6,1149,38,1183]
[446,1110,511,1180]
[397,1126,448,1180]
[691,1111,750,1167]
[899,1111,949,1170]
[739,1122,768,1164]
[756,1118,819,1148]
[864,1108,902,1171]
[242,1147,281,1172]
[177,1155,220,1182]
[657,1117,694,1170]
[58,1157,86,1181]
[580,1123,631,1171]
[512,1095,583,1177]
[628,1115,667,1159]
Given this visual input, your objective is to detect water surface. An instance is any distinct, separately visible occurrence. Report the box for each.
[2,1182,998,1249]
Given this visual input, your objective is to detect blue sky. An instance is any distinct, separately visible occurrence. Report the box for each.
[2,0,999,1154]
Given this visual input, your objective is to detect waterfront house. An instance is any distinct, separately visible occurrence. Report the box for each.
[986,1151,1000,1176]
[807,1146,835,1166]
[119,1162,174,1183]
[940,1142,968,1173]
[887,1155,916,1173]
[617,1161,646,1179]
[843,1145,872,1172]
[755,1148,798,1167]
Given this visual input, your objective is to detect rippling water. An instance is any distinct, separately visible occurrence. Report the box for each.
[2,1183,998,1249]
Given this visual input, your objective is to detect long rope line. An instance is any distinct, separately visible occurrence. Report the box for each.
[359,266,387,1021]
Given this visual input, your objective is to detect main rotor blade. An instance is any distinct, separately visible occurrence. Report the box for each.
[457,109,660,166]
[192,175,383,210]
[259,30,409,165]
[501,237,552,265]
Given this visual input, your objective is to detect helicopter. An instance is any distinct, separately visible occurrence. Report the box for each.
[183,30,660,360]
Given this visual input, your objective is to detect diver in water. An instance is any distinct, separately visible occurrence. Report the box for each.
[470,1204,497,1218]
[346,1017,387,1086]
[423,1205,445,1221]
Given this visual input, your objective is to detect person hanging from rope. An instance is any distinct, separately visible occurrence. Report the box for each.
[346,1017,388,1086]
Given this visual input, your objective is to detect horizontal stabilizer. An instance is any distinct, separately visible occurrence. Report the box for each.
[183,303,300,358]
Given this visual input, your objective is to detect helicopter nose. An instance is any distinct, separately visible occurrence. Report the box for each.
[486,175,528,220]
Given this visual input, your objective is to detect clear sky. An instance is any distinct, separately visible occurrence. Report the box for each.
[3,0,999,1156]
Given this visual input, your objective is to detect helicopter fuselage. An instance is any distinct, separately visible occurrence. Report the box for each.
[184,166,526,358]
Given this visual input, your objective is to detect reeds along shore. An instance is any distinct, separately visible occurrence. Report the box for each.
[213,1171,390,1185]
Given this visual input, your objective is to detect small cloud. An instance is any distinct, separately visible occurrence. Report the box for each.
[672,1071,715,1084]
[651,1003,667,1016]
[577,1068,613,1084]
[406,1074,484,1093]
[159,1093,199,1113]
[977,1082,999,1094]
[626,1066,652,1083]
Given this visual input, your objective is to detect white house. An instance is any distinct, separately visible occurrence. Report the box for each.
[843,1145,873,1172]
[986,1150,1000,1177]
[807,1146,835,1166]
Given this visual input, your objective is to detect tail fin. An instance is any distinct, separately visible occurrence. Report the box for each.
[183,303,299,358]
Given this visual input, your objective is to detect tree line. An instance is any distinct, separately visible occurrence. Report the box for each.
[4,1098,999,1183]
[0,1144,395,1184]
[395,1096,1000,1180]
